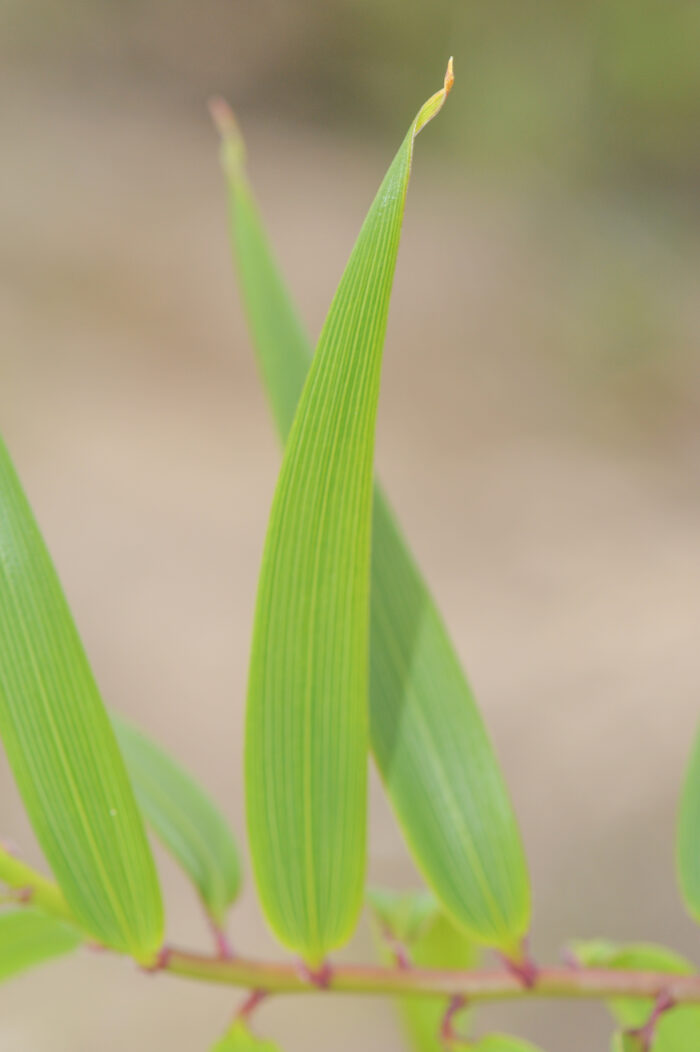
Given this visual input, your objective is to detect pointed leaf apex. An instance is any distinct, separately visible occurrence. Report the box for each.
[414,58,456,137]
[445,56,455,96]
[209,96,246,174]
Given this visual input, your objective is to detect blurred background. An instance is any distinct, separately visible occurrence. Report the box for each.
[1,1,699,1048]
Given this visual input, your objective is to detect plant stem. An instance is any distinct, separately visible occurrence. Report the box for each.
[2,845,696,1011]
[163,950,700,1006]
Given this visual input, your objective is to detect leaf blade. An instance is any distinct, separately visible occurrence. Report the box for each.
[0,909,81,984]
[112,713,242,925]
[243,65,454,963]
[0,436,164,960]
[216,62,530,954]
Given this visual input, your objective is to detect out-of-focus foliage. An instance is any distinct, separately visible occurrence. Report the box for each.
[6,0,700,183]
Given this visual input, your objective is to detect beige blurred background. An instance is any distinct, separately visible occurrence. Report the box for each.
[1,2,700,1049]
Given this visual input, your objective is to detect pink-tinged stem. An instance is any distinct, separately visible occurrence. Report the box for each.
[160,952,700,1006]
[237,988,267,1021]
[381,927,412,971]
[296,958,333,989]
[440,994,467,1045]
[499,939,539,989]
[628,990,676,1050]
[209,919,235,961]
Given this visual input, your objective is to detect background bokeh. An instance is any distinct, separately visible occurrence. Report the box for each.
[1,2,699,1049]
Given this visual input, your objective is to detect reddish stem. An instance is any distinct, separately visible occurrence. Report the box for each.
[440,994,467,1046]
[209,920,235,961]
[297,958,333,989]
[238,987,267,1021]
[381,927,412,971]
[629,990,675,1050]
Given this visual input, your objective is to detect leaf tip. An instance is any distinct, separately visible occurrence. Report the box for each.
[209,96,246,174]
[208,96,237,138]
[444,56,455,96]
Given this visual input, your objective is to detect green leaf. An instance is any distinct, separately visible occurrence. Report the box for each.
[572,940,700,1051]
[0,843,76,925]
[0,436,164,961]
[215,61,530,956]
[610,1034,644,1052]
[369,887,477,1052]
[0,909,81,983]
[677,725,700,925]
[112,714,242,926]
[469,1038,542,1052]
[242,64,455,965]
[210,1022,280,1051]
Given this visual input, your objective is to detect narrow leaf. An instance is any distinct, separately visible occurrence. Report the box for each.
[0,436,164,960]
[214,61,530,955]
[677,724,700,925]
[210,1022,280,1051]
[0,909,81,983]
[572,940,700,1051]
[369,888,477,1052]
[112,714,242,926]
[242,64,454,964]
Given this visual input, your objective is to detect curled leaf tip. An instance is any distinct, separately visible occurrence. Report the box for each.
[414,58,455,137]
[444,56,455,95]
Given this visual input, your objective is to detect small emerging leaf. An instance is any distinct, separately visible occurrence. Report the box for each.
[113,714,242,925]
[369,887,477,1052]
[217,61,530,956]
[367,886,437,944]
[0,436,163,960]
[0,909,81,983]
[210,1022,280,1051]
[573,940,700,1051]
[0,843,76,925]
[243,64,454,963]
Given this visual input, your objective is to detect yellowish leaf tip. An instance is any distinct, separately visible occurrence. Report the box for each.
[444,57,455,96]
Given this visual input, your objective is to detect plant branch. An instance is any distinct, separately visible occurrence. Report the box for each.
[2,844,697,1014]
[162,949,700,1006]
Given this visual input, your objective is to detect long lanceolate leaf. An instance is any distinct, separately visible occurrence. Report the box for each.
[242,64,454,964]
[215,63,530,955]
[0,437,164,961]
[113,714,242,926]
[0,909,81,984]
